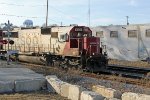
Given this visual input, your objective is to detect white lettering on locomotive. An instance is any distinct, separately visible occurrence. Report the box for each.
[90,42,97,45]
[26,36,31,44]
[74,28,83,32]
[33,36,38,44]
[20,36,25,45]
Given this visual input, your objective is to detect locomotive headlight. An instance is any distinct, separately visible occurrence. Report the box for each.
[77,32,82,37]
[93,53,95,55]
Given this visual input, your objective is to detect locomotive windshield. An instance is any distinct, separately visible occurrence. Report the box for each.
[70,32,92,38]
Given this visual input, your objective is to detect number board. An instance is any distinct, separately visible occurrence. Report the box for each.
[74,28,83,32]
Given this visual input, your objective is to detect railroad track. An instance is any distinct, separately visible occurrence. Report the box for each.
[105,64,150,79]
[14,61,150,88]
[2,55,150,79]
[11,59,150,79]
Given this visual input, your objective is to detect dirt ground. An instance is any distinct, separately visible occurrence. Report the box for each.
[0,60,69,100]
[109,59,150,68]
[0,59,149,99]
[0,91,68,100]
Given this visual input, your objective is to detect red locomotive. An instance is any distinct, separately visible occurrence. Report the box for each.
[2,25,108,72]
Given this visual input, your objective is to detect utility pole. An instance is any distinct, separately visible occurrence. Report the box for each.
[126,16,129,25]
[88,0,91,27]
[46,0,49,27]
[4,20,13,65]
[61,22,62,26]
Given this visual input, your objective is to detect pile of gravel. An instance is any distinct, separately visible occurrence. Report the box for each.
[57,73,150,95]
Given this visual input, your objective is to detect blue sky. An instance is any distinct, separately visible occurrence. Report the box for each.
[0,0,150,26]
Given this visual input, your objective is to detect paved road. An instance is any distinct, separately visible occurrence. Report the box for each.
[0,60,44,81]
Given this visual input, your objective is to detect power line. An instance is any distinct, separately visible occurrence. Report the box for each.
[0,13,60,24]
[0,2,86,23]
[49,6,84,21]
[0,2,45,7]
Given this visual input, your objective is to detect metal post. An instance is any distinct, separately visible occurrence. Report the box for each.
[7,32,10,65]
[88,0,91,27]
[46,0,49,27]
[61,22,62,26]
[137,25,140,58]
[4,20,13,65]
[126,16,129,25]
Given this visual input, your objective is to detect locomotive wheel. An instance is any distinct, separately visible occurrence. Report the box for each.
[85,57,103,73]
[68,59,80,70]
[68,59,79,66]
[85,58,94,73]
[59,59,69,70]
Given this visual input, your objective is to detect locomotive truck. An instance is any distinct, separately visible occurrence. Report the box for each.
[2,25,108,72]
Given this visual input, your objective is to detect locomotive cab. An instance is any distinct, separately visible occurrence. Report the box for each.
[68,26,103,56]
[64,26,108,72]
[69,26,92,55]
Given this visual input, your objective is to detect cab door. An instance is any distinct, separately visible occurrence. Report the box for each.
[79,39,83,52]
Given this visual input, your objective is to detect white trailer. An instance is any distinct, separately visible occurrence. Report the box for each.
[92,24,150,61]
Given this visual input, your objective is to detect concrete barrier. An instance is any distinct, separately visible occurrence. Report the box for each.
[60,82,71,97]
[0,81,14,93]
[15,78,46,92]
[68,85,85,100]
[122,92,150,100]
[81,91,105,100]
[46,75,58,93]
[46,76,121,100]
[92,85,122,99]
[46,75,65,94]
[46,75,58,80]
